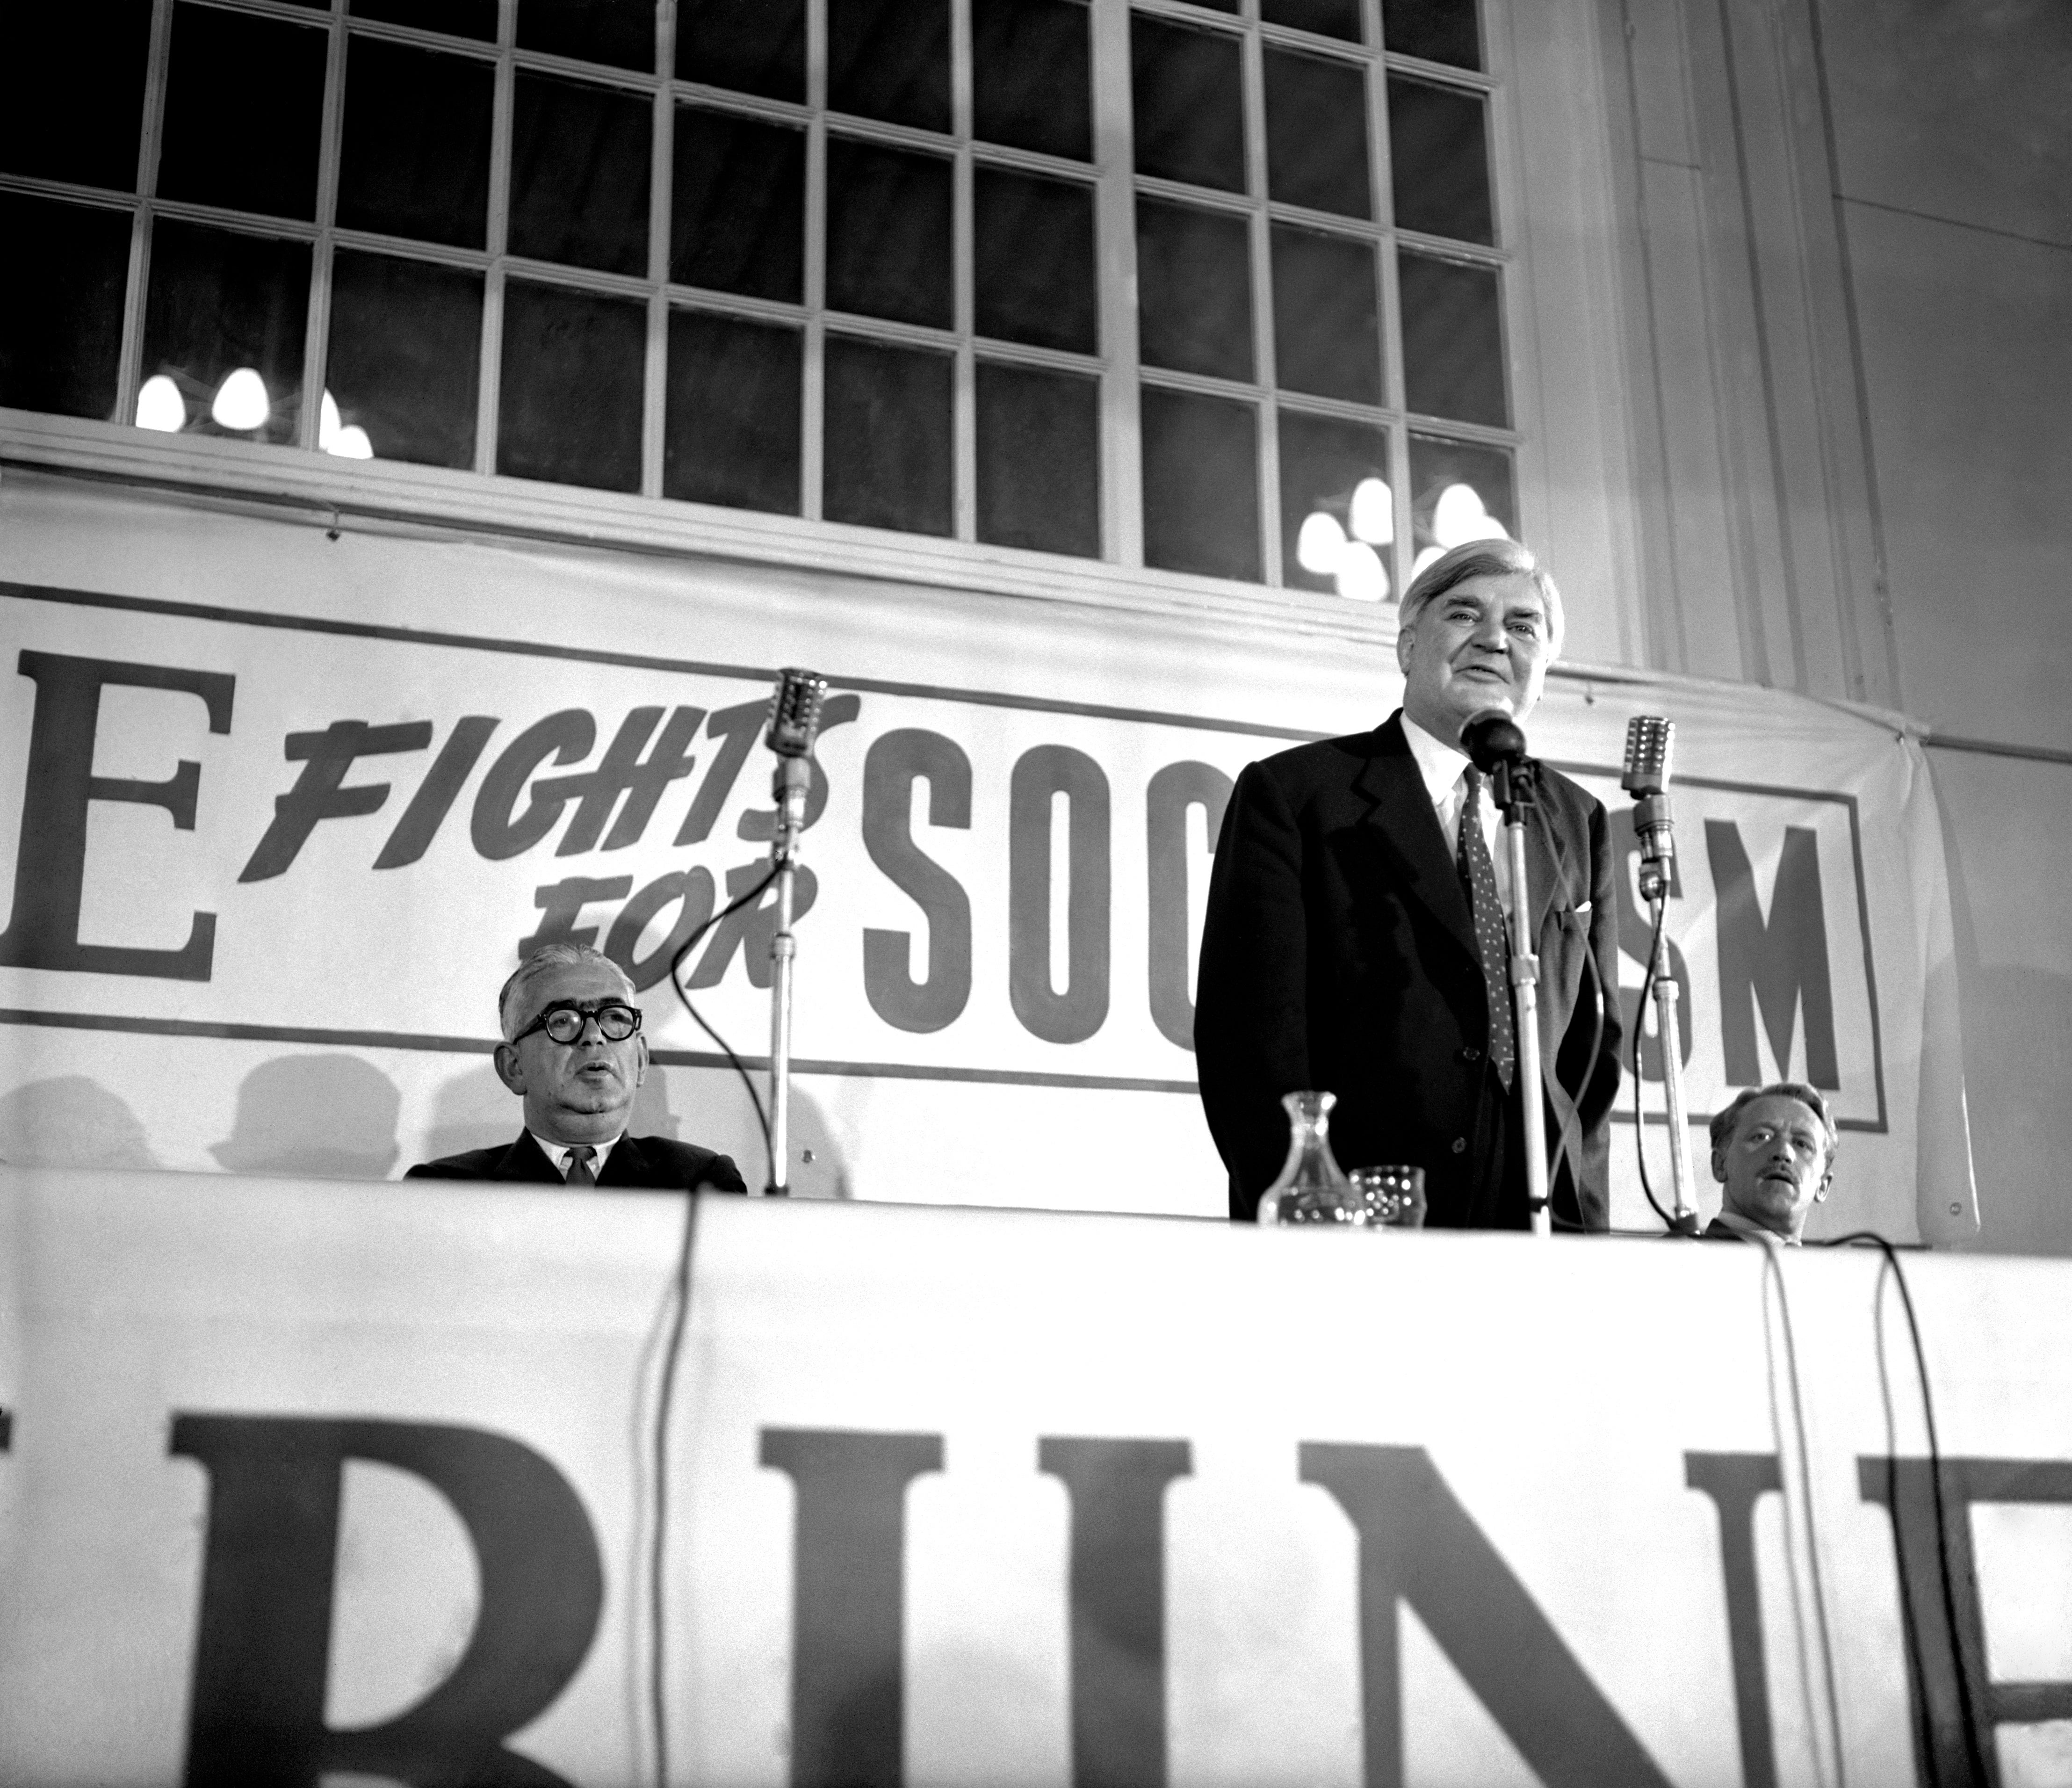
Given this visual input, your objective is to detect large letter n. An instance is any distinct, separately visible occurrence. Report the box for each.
[1302,1442,1671,1788]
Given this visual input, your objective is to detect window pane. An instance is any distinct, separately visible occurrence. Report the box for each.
[676,0,805,101]
[142,219,311,445]
[1387,75,1492,244]
[1383,0,1481,71]
[327,250,481,468]
[1141,387,1259,581]
[0,195,130,420]
[0,0,150,190]
[972,0,1090,161]
[825,140,952,328]
[1264,48,1370,219]
[1278,412,1389,595]
[976,362,1099,557]
[158,5,326,221]
[1399,249,1505,426]
[338,38,493,249]
[1409,433,1515,560]
[828,0,950,133]
[351,0,498,40]
[672,109,803,301]
[1262,0,1360,41]
[515,0,656,73]
[665,311,801,513]
[498,279,644,491]
[1271,224,1379,404]
[509,72,651,275]
[1131,15,1244,193]
[1135,199,1253,382]
[974,170,1096,354]
[823,337,953,536]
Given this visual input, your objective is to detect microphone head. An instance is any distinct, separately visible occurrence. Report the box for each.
[1459,709,1527,773]
[1621,715,1674,795]
[765,668,829,758]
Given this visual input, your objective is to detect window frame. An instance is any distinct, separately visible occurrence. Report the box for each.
[0,0,1639,653]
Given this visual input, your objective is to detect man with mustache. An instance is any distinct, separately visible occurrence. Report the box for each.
[1703,1083,1837,1244]
[1194,538,1623,1229]
[407,942,747,1193]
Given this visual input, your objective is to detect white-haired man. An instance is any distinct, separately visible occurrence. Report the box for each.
[1195,538,1623,1228]
[407,942,746,1192]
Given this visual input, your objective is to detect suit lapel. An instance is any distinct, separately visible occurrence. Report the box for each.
[597,1135,655,1187]
[1351,714,1479,961]
[501,1132,564,1184]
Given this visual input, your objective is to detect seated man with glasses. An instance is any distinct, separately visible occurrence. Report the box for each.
[406,942,747,1193]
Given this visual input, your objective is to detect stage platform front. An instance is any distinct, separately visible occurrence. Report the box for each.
[0,1167,2060,1787]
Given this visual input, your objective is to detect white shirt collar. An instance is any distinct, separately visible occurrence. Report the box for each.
[531,1132,623,1180]
[1401,711,1475,809]
[1714,1207,1798,1246]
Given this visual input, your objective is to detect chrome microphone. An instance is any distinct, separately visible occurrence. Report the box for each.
[765,668,829,759]
[1621,715,1675,880]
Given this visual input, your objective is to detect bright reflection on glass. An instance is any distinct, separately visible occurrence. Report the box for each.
[1335,540,1387,601]
[1348,476,1392,544]
[1411,543,1444,581]
[210,366,270,431]
[1296,509,1347,574]
[1431,480,1508,548]
[316,388,376,459]
[136,374,186,432]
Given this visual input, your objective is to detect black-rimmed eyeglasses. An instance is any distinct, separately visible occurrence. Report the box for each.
[511,1000,643,1045]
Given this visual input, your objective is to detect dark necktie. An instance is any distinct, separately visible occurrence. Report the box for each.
[1456,768,1516,1091]
[563,1144,597,1186]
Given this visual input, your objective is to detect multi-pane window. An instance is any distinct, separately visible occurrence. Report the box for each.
[1131,0,1514,594]
[0,0,1517,598]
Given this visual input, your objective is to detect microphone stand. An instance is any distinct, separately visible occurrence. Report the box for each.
[1488,756,1552,1237]
[1636,824,1700,1232]
[764,753,810,1197]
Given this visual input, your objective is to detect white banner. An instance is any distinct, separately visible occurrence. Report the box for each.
[0,478,1972,1239]
[0,1170,2056,1786]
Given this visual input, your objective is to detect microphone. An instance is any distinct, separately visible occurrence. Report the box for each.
[1621,716,1675,872]
[765,668,829,759]
[1459,709,1527,774]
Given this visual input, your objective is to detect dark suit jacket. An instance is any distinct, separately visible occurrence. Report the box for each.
[406,1130,748,1193]
[1194,711,1622,1227]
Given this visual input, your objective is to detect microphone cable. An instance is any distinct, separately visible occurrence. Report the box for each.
[1757,1244,1849,1788]
[1827,1231,1989,1788]
[1631,892,1677,1230]
[665,865,780,1185]
[644,858,781,1788]
[1545,931,1607,1231]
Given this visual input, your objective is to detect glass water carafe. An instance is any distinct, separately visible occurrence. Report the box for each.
[1257,1090,1355,1224]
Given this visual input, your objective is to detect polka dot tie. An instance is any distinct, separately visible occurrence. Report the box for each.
[564,1144,597,1187]
[1457,768,1515,1092]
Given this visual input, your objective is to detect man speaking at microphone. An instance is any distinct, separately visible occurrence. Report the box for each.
[1195,538,1623,1228]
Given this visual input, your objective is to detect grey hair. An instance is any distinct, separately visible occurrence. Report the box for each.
[497,943,635,1041]
[1398,537,1565,658]
[1708,1082,1840,1165]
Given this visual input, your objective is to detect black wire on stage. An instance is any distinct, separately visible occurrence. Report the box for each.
[647,1185,701,1788]
[1828,1230,1990,1788]
[643,858,780,1788]
[667,864,780,1189]
[1756,1244,1849,1788]
[1631,892,1676,1230]
[1544,934,1607,1231]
